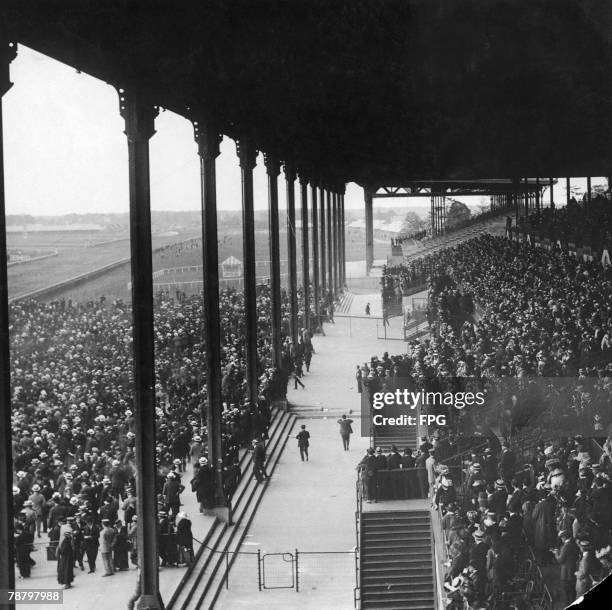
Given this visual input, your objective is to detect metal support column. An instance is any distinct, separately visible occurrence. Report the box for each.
[119,89,162,610]
[319,184,327,300]
[327,188,333,290]
[566,177,571,205]
[365,188,374,274]
[311,181,320,324]
[264,154,282,369]
[513,178,520,226]
[299,172,310,332]
[332,189,338,294]
[0,40,16,610]
[336,191,342,291]
[237,139,259,407]
[587,176,592,203]
[285,163,299,345]
[549,177,554,209]
[430,195,435,235]
[193,119,226,510]
[340,189,346,288]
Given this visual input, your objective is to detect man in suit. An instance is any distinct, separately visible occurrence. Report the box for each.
[357,448,376,503]
[99,518,116,577]
[415,449,429,498]
[498,441,516,485]
[386,445,402,499]
[552,530,580,605]
[163,472,185,522]
[372,447,388,501]
[252,439,268,483]
[295,425,310,462]
[488,479,508,515]
[82,516,100,573]
[337,415,354,451]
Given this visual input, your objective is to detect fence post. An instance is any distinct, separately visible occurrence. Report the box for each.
[257,549,262,591]
[295,548,299,592]
[225,551,229,589]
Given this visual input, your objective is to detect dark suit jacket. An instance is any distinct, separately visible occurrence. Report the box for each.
[555,540,580,581]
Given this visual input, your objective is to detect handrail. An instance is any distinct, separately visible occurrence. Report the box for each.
[438,439,490,466]
[430,505,448,610]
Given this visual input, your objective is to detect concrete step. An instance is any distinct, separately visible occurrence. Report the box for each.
[363,531,430,539]
[360,509,434,610]
[362,564,434,576]
[362,510,431,521]
[362,593,435,606]
[363,574,434,585]
[195,413,296,609]
[362,585,435,596]
[167,409,296,610]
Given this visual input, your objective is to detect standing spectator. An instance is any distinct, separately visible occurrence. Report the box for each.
[191,457,214,513]
[252,439,268,483]
[295,425,310,462]
[575,539,602,597]
[425,450,438,496]
[553,530,580,605]
[112,519,130,571]
[82,516,100,574]
[99,518,116,577]
[56,531,75,589]
[15,526,33,579]
[176,512,194,566]
[128,516,138,568]
[337,414,354,451]
[28,485,45,538]
[163,472,185,522]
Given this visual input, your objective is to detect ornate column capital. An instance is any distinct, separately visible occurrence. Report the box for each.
[298,168,310,185]
[0,41,17,97]
[264,154,280,177]
[117,87,159,142]
[236,138,257,170]
[192,117,222,159]
[283,162,296,182]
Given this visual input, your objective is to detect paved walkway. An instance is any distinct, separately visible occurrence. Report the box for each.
[217,315,404,609]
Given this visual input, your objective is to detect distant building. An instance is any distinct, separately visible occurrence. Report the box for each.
[221,256,243,278]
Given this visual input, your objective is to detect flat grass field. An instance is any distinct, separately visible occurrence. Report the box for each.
[7,226,388,303]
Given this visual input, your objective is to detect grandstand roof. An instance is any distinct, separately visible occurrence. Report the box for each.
[4,1,612,183]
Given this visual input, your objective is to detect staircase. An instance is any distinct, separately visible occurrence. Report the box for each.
[372,401,418,453]
[360,510,435,609]
[166,408,296,610]
[336,291,355,314]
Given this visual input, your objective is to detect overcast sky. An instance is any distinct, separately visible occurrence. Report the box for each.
[2,45,603,217]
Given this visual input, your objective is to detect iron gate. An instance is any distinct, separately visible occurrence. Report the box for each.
[261,552,295,589]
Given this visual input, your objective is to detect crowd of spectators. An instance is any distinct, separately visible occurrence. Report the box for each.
[367,229,612,605]
[11,283,318,586]
[437,433,612,608]
[391,207,509,248]
[358,348,612,607]
[522,196,612,250]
